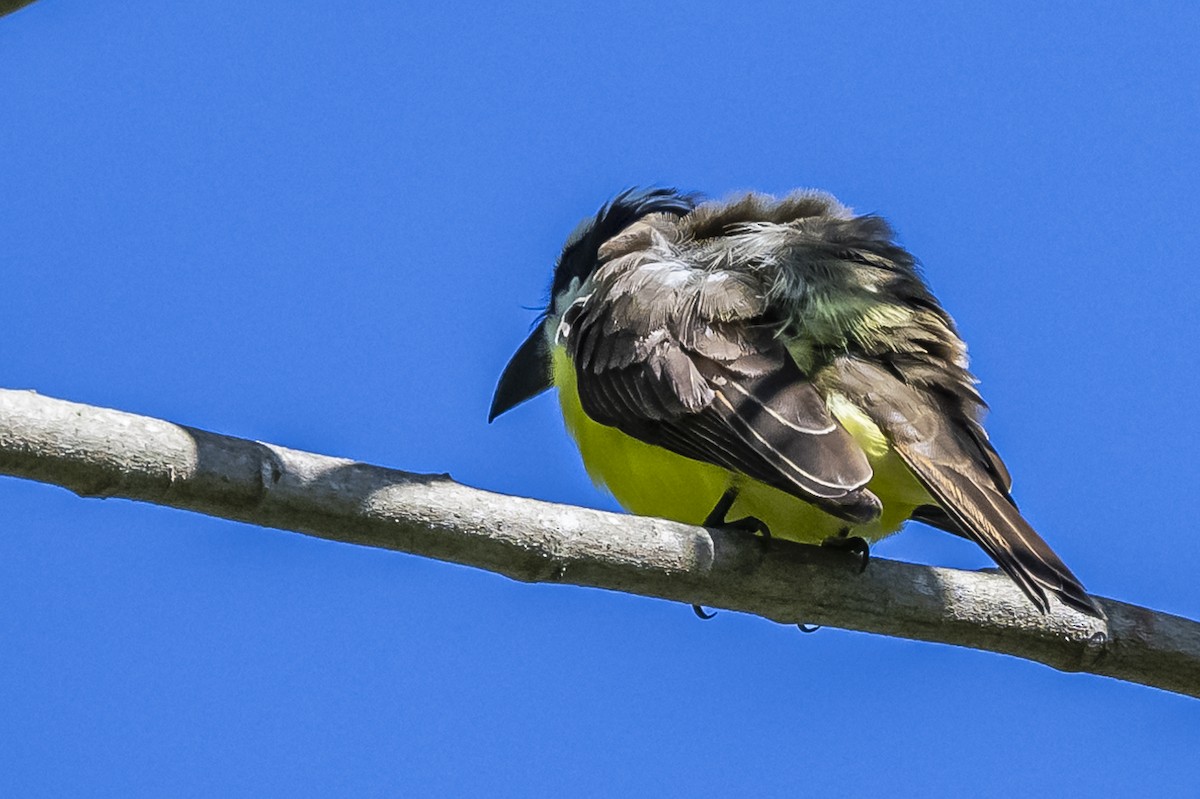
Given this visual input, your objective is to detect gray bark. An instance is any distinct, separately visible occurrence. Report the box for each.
[0,388,1196,698]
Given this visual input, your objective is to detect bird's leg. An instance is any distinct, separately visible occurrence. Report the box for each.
[693,488,737,620]
[702,486,739,527]
[693,487,774,620]
[821,526,870,573]
[703,486,773,545]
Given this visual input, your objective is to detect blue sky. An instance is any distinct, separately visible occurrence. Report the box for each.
[2,1,1198,795]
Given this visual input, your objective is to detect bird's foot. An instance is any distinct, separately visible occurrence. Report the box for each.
[704,487,772,549]
[726,515,773,550]
[692,488,776,621]
[822,531,870,573]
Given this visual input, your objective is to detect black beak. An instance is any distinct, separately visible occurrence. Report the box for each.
[488,327,553,422]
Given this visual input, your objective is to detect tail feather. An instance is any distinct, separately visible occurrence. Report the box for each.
[899,453,1102,617]
[832,357,1102,618]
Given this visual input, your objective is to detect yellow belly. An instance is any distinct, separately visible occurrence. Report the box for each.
[552,347,931,544]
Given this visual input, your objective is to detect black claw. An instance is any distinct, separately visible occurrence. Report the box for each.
[797,624,821,633]
[822,534,870,573]
[726,515,773,548]
[693,605,717,620]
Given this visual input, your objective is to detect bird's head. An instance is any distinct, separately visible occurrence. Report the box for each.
[488,188,696,422]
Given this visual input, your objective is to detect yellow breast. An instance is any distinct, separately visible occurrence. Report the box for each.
[552,345,931,544]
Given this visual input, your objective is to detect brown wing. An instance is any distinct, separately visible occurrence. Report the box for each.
[832,357,1101,617]
[562,238,880,523]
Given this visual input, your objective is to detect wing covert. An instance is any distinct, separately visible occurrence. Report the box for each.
[563,241,879,524]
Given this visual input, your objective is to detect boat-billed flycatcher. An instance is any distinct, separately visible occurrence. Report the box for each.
[489,188,1100,617]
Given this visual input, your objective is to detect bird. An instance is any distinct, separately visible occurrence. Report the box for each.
[489,187,1101,618]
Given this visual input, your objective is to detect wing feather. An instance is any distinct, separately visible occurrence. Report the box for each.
[566,252,880,524]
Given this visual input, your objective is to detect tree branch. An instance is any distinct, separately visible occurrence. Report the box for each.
[1,0,40,20]
[0,388,1196,698]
